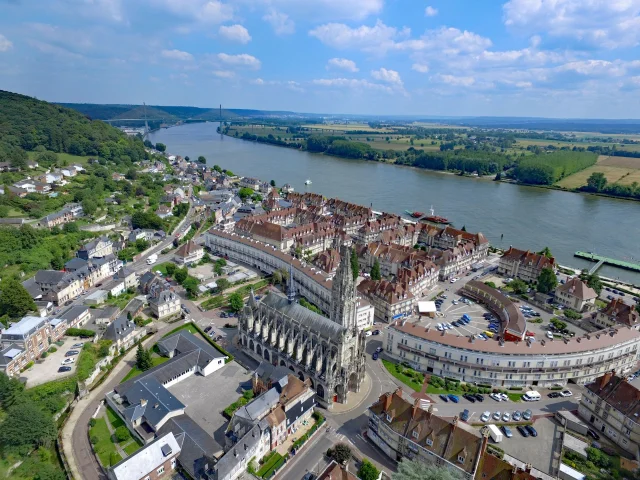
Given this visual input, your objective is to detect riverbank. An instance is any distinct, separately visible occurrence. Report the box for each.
[223,132,640,204]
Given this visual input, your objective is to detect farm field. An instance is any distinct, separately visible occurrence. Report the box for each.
[305,123,393,132]
[556,155,640,189]
[514,138,640,152]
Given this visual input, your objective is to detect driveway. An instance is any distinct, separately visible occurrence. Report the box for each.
[499,416,562,475]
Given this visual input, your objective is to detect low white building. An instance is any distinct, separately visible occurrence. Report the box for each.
[356,298,375,331]
[174,240,204,265]
[149,289,181,320]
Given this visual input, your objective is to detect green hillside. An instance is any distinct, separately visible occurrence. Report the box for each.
[0,90,147,165]
[113,105,178,121]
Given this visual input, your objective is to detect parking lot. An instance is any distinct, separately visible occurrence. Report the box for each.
[21,337,88,386]
[167,360,252,445]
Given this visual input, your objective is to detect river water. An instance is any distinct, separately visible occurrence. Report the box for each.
[149,122,640,284]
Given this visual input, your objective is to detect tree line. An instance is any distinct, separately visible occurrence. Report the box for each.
[512,151,597,185]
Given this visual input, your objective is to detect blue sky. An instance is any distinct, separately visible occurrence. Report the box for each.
[2,0,640,117]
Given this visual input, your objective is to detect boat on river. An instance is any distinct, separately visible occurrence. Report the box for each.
[418,206,451,225]
[305,179,312,185]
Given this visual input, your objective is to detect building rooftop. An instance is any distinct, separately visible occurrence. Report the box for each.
[586,372,640,419]
[557,277,598,301]
[2,316,47,336]
[110,432,180,480]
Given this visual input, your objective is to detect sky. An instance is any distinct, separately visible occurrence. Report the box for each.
[2,0,640,118]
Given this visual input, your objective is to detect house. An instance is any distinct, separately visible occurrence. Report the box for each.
[104,267,138,298]
[93,306,121,326]
[34,300,53,317]
[239,177,260,191]
[103,316,143,351]
[148,289,181,320]
[58,305,91,329]
[498,247,556,283]
[0,162,19,172]
[367,388,487,480]
[60,167,77,177]
[317,461,359,480]
[108,432,181,480]
[0,316,52,362]
[173,240,204,265]
[77,236,113,260]
[555,277,598,312]
[22,269,84,305]
[26,160,38,169]
[478,453,537,480]
[39,171,64,184]
[84,290,108,305]
[281,184,294,194]
[42,209,75,228]
[578,372,640,457]
[156,205,173,219]
[0,343,28,377]
[128,229,155,243]
[112,172,126,181]
[592,298,640,330]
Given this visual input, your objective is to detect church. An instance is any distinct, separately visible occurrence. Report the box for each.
[238,245,367,409]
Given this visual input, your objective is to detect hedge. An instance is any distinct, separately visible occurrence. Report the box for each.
[257,452,283,477]
[66,328,96,338]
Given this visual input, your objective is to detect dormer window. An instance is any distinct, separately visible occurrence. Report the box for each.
[457,455,465,463]
[412,430,419,439]
[426,438,433,447]
[385,413,392,422]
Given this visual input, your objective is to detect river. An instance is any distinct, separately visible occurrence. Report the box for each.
[149,122,640,285]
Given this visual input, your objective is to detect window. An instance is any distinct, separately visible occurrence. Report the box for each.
[386,413,392,422]
[457,455,465,463]
[508,361,515,367]
[157,466,165,475]
[429,348,436,355]
[171,459,177,469]
[426,438,433,446]
[412,430,419,439]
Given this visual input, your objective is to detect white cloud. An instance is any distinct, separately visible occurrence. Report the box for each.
[250,78,265,85]
[263,9,295,35]
[213,69,235,77]
[287,80,304,92]
[151,0,233,25]
[246,0,382,21]
[412,63,429,73]
[0,34,13,52]
[309,20,407,52]
[410,27,492,54]
[557,60,626,77]
[432,74,476,87]
[218,24,251,43]
[425,6,438,17]
[312,77,394,93]
[503,0,640,49]
[161,49,194,61]
[217,52,261,69]
[327,57,359,72]
[371,67,403,86]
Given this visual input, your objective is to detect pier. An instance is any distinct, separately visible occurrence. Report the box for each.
[574,251,640,273]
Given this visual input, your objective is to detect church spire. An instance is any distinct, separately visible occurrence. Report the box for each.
[287,263,297,304]
[331,244,357,329]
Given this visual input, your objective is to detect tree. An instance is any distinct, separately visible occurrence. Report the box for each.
[135,343,152,371]
[270,179,276,187]
[371,259,382,281]
[537,246,553,258]
[586,172,608,192]
[125,167,138,180]
[509,278,528,294]
[358,460,380,480]
[0,279,37,318]
[165,263,176,276]
[134,238,150,252]
[183,276,199,297]
[537,267,558,294]
[115,426,130,442]
[155,142,166,152]
[238,187,254,200]
[215,278,231,292]
[174,267,188,284]
[0,372,25,409]
[213,164,222,172]
[228,292,244,312]
[393,459,463,480]
[0,401,57,451]
[271,270,282,285]
[350,248,359,281]
[63,222,79,233]
[197,155,206,164]
[579,271,603,295]
[132,211,164,230]
[329,443,352,464]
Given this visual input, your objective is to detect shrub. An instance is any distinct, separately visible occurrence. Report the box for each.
[41,352,48,358]
[48,346,57,353]
[66,328,96,338]
[89,418,97,427]
[109,452,120,466]
[115,426,130,442]
[90,435,99,445]
[564,309,582,320]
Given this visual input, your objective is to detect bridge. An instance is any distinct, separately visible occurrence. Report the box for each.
[574,251,640,273]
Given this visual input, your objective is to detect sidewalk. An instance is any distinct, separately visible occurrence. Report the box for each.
[331,372,372,414]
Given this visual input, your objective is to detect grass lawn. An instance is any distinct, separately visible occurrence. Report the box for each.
[89,417,121,467]
[162,323,199,338]
[153,262,173,276]
[120,355,169,383]
[106,291,136,310]
[106,406,125,429]
[381,359,424,392]
[123,441,141,456]
[27,151,93,166]
[257,452,284,478]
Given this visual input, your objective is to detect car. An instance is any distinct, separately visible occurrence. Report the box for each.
[502,412,511,422]
[437,324,444,331]
[214,336,223,342]
[375,346,383,353]
[460,409,470,422]
[451,321,460,327]
[72,343,84,348]
[587,429,600,440]
[204,326,213,332]
[478,333,488,340]
[492,411,501,420]
[61,358,75,365]
[447,394,459,403]
[365,331,372,337]
[302,473,317,480]
[372,329,381,335]
[65,350,79,357]
[525,425,538,437]
[441,295,448,299]
[439,394,449,403]
[512,410,522,421]
[445,323,452,330]
[483,313,492,318]
[220,312,227,318]
[502,426,513,438]
[522,409,532,421]
[461,317,471,324]
[546,331,554,339]
[548,391,561,398]
[450,278,457,283]
[480,411,491,422]
[452,300,459,305]
[560,389,573,397]
[463,394,476,403]
[499,393,509,402]
[517,425,530,437]
[58,366,72,373]
[483,331,494,338]
[372,352,379,360]
[490,393,502,402]
[474,394,484,402]
[525,331,535,337]
[612,289,619,294]
[591,441,601,449]
[208,330,215,337]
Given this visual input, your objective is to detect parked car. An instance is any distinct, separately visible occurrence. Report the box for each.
[58,366,72,373]
[502,412,511,422]
[489,393,502,402]
[302,473,317,480]
[214,336,223,342]
[493,411,501,421]
[548,391,561,398]
[375,346,383,353]
[447,394,459,403]
[65,350,79,357]
[372,330,381,335]
[587,429,600,440]
[72,343,84,348]
[517,425,530,437]
[512,411,522,422]
[499,393,508,402]
[525,425,538,437]
[365,331,372,337]
[591,441,601,449]
[474,394,484,402]
[460,409,470,422]
[204,326,212,333]
[522,409,532,421]
[480,411,490,422]
[502,426,513,438]
[220,312,227,318]
[560,389,573,397]
[463,394,476,403]
[439,394,449,403]
[61,358,75,365]
[208,330,215,338]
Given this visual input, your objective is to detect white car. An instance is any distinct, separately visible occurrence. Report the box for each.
[452,300,459,305]
[365,331,372,337]
[61,358,75,365]
[499,393,509,402]
[546,331,554,339]
[490,393,502,402]
[445,323,452,330]
[437,324,444,331]
[450,278,457,283]
[502,412,511,422]
[560,390,573,397]
[480,411,491,422]
[492,411,501,420]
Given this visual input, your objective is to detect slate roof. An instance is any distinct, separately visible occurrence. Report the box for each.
[259,292,346,341]
[0,344,25,367]
[58,305,89,322]
[110,432,181,480]
[213,424,263,480]
[21,277,43,298]
[104,316,135,342]
[156,331,227,365]
[118,375,185,430]
[64,258,87,271]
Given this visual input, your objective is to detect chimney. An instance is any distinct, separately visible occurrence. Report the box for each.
[383,393,392,412]
[140,398,148,407]
[600,371,614,390]
[412,398,420,419]
[525,463,532,473]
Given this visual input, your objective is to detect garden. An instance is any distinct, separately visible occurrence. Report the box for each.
[254,451,287,479]
[223,388,255,418]
[381,360,425,392]
[563,446,630,480]
[89,406,142,467]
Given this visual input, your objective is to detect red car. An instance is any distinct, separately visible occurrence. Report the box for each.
[525,331,535,337]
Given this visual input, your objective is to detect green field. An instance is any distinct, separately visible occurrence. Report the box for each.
[27,151,94,166]
[381,359,424,392]
[556,155,640,189]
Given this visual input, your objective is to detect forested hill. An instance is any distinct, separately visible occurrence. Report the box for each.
[0,90,146,166]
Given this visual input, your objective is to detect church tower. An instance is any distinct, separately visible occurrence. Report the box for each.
[331,244,357,330]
